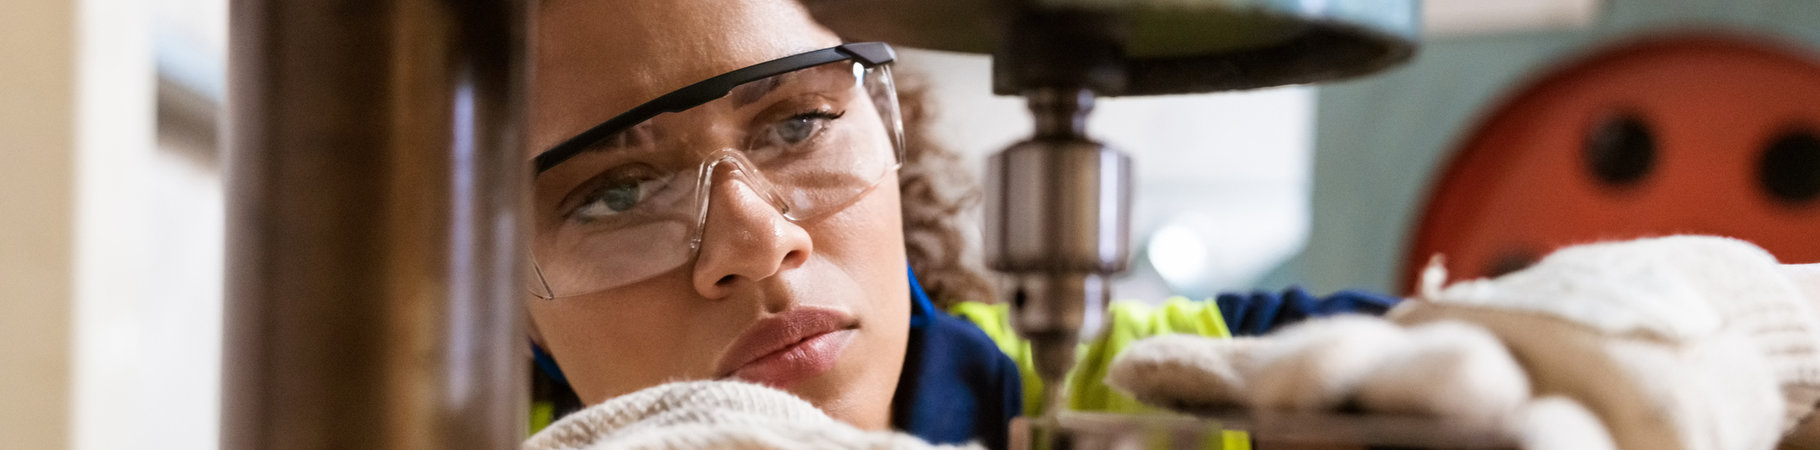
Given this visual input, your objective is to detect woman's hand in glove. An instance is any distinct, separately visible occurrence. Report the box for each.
[1106,236,1820,450]
[523,380,980,450]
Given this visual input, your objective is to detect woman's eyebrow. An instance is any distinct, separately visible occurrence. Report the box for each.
[578,134,625,155]
[565,61,841,163]
[576,121,653,156]
[580,71,805,157]
[730,72,790,107]
[729,63,846,107]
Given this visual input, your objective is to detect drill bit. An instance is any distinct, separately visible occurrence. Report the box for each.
[1028,330,1076,415]
[1028,331,1074,450]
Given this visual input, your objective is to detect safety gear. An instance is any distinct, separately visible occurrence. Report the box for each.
[529,43,904,299]
[1107,236,1820,450]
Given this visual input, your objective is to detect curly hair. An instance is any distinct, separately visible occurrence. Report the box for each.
[892,76,996,309]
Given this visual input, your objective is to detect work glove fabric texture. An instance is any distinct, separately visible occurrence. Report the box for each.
[1105,235,1820,450]
[522,380,982,450]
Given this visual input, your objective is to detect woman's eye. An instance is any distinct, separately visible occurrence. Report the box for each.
[761,110,844,148]
[570,170,665,222]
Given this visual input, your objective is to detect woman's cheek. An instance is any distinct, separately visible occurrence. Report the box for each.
[529,275,729,402]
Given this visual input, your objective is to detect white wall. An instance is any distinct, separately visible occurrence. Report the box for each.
[69,0,227,447]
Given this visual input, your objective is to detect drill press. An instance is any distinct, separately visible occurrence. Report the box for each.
[805,0,1419,445]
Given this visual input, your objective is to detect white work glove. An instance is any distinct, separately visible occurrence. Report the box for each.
[1106,236,1820,450]
[523,380,981,450]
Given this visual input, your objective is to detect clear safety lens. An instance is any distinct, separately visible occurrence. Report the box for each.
[529,62,903,299]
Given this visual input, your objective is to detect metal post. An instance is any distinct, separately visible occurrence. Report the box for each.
[222,0,527,448]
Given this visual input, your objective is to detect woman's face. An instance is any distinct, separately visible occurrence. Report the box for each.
[525,0,911,430]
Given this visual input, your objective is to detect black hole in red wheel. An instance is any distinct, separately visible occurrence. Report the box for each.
[1760,127,1820,205]
[1585,112,1656,189]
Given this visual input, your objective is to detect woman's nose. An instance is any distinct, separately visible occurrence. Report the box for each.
[690,168,814,301]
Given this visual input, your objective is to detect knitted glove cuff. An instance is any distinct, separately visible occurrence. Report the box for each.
[1665,239,1820,433]
[524,380,834,450]
[1423,236,1820,432]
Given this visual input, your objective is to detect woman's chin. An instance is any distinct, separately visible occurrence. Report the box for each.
[781,343,897,429]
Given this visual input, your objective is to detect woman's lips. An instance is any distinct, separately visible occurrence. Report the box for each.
[716,306,858,388]
[730,329,856,388]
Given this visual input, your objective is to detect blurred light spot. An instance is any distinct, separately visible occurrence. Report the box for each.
[1149,222,1209,291]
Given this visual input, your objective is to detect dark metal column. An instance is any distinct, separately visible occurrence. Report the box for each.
[222,0,527,448]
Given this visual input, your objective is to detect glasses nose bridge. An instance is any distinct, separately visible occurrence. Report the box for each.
[687,149,793,251]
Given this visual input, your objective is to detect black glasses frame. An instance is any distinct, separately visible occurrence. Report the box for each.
[533,41,898,174]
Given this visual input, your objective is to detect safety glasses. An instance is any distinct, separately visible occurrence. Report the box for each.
[529,42,903,299]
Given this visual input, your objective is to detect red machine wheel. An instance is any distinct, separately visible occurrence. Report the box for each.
[1405,33,1820,290]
